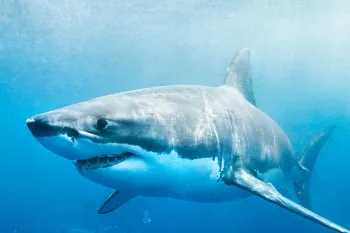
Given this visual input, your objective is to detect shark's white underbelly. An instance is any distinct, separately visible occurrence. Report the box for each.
[79,150,252,203]
[155,174,251,203]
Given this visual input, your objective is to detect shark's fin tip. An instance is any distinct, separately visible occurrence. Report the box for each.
[98,190,137,214]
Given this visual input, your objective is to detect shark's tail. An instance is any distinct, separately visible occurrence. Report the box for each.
[294,125,336,210]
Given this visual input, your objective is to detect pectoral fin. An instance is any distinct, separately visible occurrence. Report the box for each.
[227,169,349,233]
[98,190,137,214]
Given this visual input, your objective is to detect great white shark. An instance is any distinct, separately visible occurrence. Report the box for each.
[26,49,348,233]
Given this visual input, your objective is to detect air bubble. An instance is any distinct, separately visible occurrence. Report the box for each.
[142,211,151,224]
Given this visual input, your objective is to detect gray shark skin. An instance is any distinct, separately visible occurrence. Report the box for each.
[26,49,348,233]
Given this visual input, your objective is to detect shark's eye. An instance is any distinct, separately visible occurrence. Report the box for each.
[97,118,108,130]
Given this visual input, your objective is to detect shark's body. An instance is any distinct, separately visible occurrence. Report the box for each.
[27,49,347,232]
[73,85,292,203]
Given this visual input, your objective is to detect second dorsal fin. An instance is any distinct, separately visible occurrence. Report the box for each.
[222,48,257,107]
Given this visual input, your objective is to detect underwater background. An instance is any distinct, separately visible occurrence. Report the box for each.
[1,1,350,232]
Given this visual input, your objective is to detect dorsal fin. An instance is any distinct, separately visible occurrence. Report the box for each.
[222,48,257,106]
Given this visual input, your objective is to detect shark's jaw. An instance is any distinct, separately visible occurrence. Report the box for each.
[74,152,138,171]
[33,134,164,190]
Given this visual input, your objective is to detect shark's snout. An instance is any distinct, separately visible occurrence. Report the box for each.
[26,116,79,138]
[26,117,57,137]
[26,114,88,160]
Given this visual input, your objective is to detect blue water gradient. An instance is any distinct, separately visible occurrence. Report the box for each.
[1,1,350,232]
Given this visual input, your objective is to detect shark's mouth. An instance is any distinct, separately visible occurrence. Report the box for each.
[75,152,136,171]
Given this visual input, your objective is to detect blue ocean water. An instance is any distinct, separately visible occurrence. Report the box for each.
[1,1,350,232]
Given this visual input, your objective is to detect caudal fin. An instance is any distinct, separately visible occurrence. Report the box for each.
[294,125,336,209]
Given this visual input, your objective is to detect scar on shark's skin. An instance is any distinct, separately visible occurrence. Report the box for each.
[27,49,346,233]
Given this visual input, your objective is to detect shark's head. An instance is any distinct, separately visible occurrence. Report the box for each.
[26,89,184,190]
[26,87,220,193]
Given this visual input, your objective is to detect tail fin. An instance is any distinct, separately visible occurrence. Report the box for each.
[294,125,336,210]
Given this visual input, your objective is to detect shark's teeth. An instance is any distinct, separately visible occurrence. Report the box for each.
[75,152,135,171]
